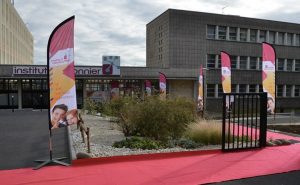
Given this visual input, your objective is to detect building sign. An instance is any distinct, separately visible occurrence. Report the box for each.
[12,66,120,76]
[102,56,121,75]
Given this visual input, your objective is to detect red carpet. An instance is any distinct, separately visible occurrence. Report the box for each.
[1,131,300,185]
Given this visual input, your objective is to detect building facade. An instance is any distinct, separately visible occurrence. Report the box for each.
[0,0,33,64]
[147,9,300,113]
[1,9,300,114]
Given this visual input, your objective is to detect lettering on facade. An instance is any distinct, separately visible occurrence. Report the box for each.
[12,66,120,76]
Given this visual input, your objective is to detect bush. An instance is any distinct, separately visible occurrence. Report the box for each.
[82,98,105,115]
[184,120,223,145]
[176,139,203,149]
[113,137,164,150]
[120,96,197,142]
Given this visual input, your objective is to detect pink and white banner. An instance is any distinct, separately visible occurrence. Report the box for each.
[197,65,204,111]
[262,42,276,114]
[221,52,232,94]
[159,72,166,99]
[48,16,78,129]
[145,80,152,96]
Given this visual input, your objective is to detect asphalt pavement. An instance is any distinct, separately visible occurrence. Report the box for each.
[0,109,70,170]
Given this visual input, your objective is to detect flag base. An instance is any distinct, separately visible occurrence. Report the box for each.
[33,157,70,170]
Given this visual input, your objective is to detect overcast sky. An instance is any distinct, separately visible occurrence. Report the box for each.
[14,0,300,66]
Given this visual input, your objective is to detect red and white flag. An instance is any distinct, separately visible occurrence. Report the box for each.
[145,80,152,96]
[221,51,232,93]
[262,42,276,114]
[48,16,78,129]
[159,72,166,99]
[197,65,204,111]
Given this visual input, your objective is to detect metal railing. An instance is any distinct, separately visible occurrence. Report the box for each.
[222,93,267,151]
[77,113,91,153]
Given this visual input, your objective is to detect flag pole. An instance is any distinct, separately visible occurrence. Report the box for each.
[33,16,75,170]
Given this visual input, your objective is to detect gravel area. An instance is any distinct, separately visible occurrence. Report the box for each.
[70,114,221,158]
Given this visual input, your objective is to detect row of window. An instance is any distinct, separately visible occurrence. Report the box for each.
[206,84,300,98]
[207,25,300,46]
[207,54,300,71]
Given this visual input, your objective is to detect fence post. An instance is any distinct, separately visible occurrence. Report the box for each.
[87,127,90,153]
[259,93,267,147]
[222,93,226,151]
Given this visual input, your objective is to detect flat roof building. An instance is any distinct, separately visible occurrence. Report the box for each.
[147,9,300,113]
[1,9,300,115]
[0,0,33,64]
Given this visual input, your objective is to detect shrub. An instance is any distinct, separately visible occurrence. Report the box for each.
[113,137,164,150]
[123,96,197,142]
[184,120,223,145]
[176,139,203,149]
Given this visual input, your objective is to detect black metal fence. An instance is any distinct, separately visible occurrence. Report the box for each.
[222,93,267,151]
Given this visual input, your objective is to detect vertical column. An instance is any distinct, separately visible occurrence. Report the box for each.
[215,26,219,39]
[292,59,296,71]
[257,30,260,43]
[284,59,287,71]
[237,27,240,41]
[246,56,250,70]
[215,84,218,98]
[266,30,270,43]
[292,85,295,97]
[18,79,22,109]
[293,33,296,46]
[246,84,250,93]
[237,56,240,69]
[283,85,287,97]
[247,29,250,42]
[215,54,219,69]
[226,26,230,40]
[275,32,279,44]
[284,33,287,45]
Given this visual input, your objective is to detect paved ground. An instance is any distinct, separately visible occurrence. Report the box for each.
[211,170,300,185]
[0,109,70,170]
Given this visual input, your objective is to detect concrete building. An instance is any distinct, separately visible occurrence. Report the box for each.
[0,0,33,64]
[1,9,300,114]
[147,9,300,113]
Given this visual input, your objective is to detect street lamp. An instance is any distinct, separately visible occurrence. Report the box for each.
[40,94,43,112]
[11,95,14,112]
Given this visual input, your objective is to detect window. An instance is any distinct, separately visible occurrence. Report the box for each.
[259,85,263,92]
[286,85,292,97]
[218,84,223,97]
[218,26,226,40]
[239,56,248,70]
[249,57,257,70]
[232,84,237,93]
[295,59,300,71]
[286,59,293,71]
[278,32,284,45]
[207,84,215,97]
[258,57,262,70]
[295,85,300,97]
[249,85,257,93]
[259,30,266,42]
[276,85,283,97]
[239,84,247,93]
[229,27,237,41]
[277,58,285,71]
[240,28,247,41]
[269,31,275,44]
[217,55,221,68]
[250,29,257,42]
[207,25,216,39]
[231,56,238,69]
[287,33,293,45]
[207,54,216,69]
[296,34,300,46]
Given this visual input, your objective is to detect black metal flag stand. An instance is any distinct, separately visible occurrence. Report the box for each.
[33,130,70,170]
